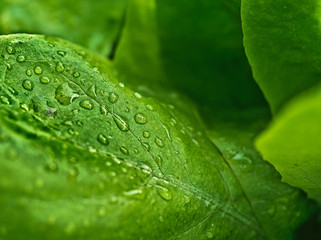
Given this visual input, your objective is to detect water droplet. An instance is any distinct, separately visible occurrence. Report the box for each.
[123,189,143,197]
[146,104,153,111]
[206,231,214,239]
[157,186,172,201]
[26,69,32,76]
[40,76,50,84]
[68,128,75,135]
[20,103,29,111]
[6,63,12,70]
[55,83,79,105]
[48,42,55,48]
[155,137,165,148]
[97,207,106,217]
[142,143,150,151]
[0,96,10,105]
[134,92,142,99]
[34,66,43,75]
[143,131,150,138]
[73,72,80,78]
[108,92,118,103]
[79,100,94,110]
[87,85,97,98]
[134,113,147,125]
[69,167,79,177]
[156,155,163,166]
[56,62,65,72]
[113,114,129,131]
[57,50,66,56]
[22,79,34,91]
[134,148,139,154]
[6,46,15,54]
[17,55,26,63]
[97,133,109,145]
[105,161,112,167]
[119,82,125,88]
[232,153,254,171]
[45,162,58,172]
[100,105,108,115]
[109,196,118,204]
[120,146,129,155]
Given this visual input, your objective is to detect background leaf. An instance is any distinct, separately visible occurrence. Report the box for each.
[242,0,321,113]
[256,83,321,204]
[0,0,128,56]
[114,0,267,114]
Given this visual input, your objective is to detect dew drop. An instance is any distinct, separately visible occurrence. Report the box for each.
[34,66,43,75]
[56,62,65,72]
[157,186,172,201]
[0,96,10,105]
[108,92,119,103]
[87,85,97,98]
[146,104,153,111]
[26,69,32,76]
[55,83,79,105]
[100,105,108,115]
[155,137,165,148]
[6,46,15,54]
[142,142,150,151]
[206,231,214,239]
[40,76,50,84]
[45,162,58,172]
[69,167,79,177]
[57,50,66,56]
[113,114,129,131]
[134,113,147,125]
[143,131,150,138]
[134,92,142,99]
[97,133,109,145]
[16,55,26,63]
[20,103,29,111]
[22,80,34,91]
[80,100,94,110]
[156,155,163,166]
[6,63,12,70]
[73,72,80,78]
[119,82,125,88]
[120,146,129,155]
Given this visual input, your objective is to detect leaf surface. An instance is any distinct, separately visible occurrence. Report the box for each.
[242,0,321,113]
[256,83,321,204]
[0,34,313,240]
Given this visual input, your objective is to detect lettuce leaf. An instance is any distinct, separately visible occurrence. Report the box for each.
[0,34,314,240]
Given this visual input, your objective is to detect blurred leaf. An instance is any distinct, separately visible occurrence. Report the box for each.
[242,0,321,113]
[256,83,321,204]
[114,0,267,112]
[0,0,128,55]
[0,34,312,239]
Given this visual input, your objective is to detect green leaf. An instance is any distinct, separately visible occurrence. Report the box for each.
[208,110,317,240]
[0,34,312,239]
[256,83,321,204]
[114,0,266,111]
[242,0,321,113]
[0,0,128,55]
